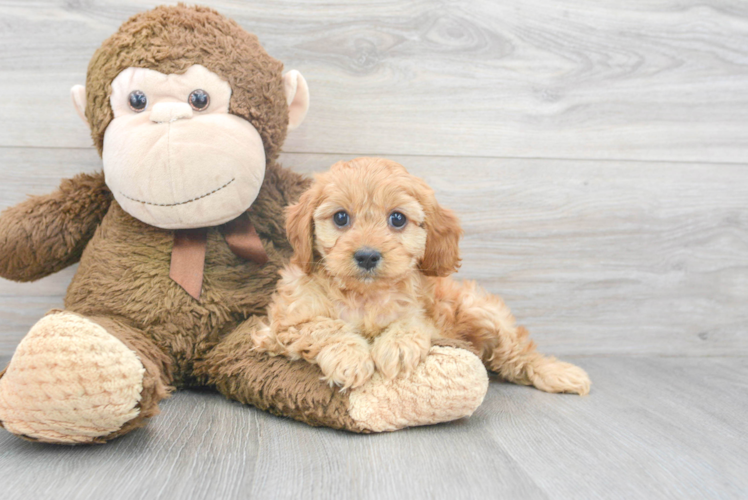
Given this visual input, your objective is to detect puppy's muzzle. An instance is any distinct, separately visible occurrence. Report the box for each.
[354,248,381,271]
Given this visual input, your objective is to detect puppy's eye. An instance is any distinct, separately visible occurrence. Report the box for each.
[389,211,407,229]
[128,90,147,112]
[333,211,350,228]
[189,89,210,111]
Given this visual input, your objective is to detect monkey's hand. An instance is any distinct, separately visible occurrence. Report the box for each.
[0,171,112,282]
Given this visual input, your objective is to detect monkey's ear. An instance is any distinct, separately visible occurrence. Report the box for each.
[70,85,88,125]
[282,70,309,131]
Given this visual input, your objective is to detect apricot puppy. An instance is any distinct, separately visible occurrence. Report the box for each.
[253,158,591,395]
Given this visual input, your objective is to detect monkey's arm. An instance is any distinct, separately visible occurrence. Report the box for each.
[0,171,113,282]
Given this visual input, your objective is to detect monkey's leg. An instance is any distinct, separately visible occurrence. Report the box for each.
[195,317,488,432]
[0,310,172,444]
[432,279,591,395]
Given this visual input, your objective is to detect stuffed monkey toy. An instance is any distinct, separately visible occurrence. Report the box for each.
[0,5,490,444]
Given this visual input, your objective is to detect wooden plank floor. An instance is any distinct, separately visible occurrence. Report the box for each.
[1,355,745,500]
[1,1,747,499]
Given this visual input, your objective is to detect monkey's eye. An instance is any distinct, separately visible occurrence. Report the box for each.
[189,89,210,111]
[128,90,147,112]
[333,211,350,228]
[389,211,407,229]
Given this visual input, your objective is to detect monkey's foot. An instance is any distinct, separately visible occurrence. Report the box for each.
[348,343,488,432]
[0,312,145,444]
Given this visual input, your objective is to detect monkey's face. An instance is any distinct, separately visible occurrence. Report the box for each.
[102,65,266,229]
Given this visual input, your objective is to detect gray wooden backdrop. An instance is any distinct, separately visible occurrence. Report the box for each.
[0,1,746,499]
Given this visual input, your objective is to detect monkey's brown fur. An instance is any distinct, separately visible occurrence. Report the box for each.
[0,173,112,282]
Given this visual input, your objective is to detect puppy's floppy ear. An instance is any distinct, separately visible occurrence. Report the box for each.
[413,178,463,277]
[286,181,323,273]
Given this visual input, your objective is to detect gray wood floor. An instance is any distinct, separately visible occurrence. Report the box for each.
[1,355,746,500]
[1,1,747,499]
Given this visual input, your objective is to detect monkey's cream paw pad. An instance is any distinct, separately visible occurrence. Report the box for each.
[347,346,488,432]
[0,312,145,443]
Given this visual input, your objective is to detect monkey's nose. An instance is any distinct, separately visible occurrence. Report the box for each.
[354,248,382,271]
[149,102,193,123]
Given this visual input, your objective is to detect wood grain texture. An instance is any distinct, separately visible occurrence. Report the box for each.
[1,356,745,500]
[1,148,746,357]
[1,0,748,162]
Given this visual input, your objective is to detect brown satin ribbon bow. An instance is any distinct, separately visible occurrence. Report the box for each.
[169,213,268,300]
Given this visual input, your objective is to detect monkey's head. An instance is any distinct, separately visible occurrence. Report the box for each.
[71,5,309,229]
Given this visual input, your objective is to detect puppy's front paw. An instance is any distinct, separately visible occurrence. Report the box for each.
[250,323,283,355]
[317,342,375,391]
[371,332,431,380]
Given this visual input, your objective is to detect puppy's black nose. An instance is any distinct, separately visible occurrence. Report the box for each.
[354,248,381,271]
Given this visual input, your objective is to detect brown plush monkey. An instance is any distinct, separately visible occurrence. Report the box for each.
[0,5,488,444]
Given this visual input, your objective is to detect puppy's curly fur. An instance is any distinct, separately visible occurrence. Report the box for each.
[253,158,591,394]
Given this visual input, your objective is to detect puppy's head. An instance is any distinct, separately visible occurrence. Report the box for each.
[286,158,462,284]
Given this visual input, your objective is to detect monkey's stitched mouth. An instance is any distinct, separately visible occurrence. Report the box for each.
[118,178,236,207]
